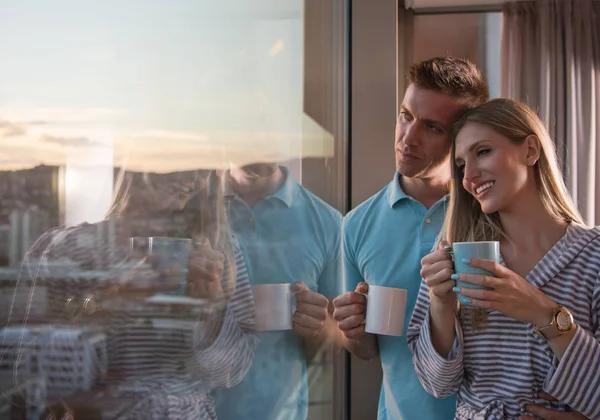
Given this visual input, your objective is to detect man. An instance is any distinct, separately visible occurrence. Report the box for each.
[212,163,342,420]
[333,57,489,419]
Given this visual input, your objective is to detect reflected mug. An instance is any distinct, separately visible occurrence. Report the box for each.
[252,284,296,332]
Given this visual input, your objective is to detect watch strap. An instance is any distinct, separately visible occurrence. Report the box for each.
[535,306,572,340]
[536,323,564,340]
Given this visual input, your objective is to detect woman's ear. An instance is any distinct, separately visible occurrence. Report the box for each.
[524,134,541,166]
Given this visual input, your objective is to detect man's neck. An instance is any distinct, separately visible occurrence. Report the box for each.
[400,174,450,209]
[229,166,286,208]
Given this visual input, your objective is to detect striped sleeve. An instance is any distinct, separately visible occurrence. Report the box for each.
[543,271,600,419]
[407,277,464,399]
[193,239,257,388]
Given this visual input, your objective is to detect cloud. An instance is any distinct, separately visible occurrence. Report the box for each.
[129,129,209,143]
[40,134,102,147]
[0,156,39,165]
[23,120,50,126]
[0,107,127,125]
[0,118,27,138]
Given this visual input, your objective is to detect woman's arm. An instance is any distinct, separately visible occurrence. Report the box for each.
[407,278,464,399]
[192,241,258,388]
[542,272,600,419]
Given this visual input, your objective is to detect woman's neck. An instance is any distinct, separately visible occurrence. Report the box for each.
[499,195,568,255]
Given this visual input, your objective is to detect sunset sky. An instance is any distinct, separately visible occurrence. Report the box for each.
[0,0,333,173]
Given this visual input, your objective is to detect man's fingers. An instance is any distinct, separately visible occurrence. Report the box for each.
[342,324,366,340]
[537,392,558,402]
[296,301,328,321]
[337,314,366,331]
[293,312,323,330]
[525,404,556,419]
[523,404,586,420]
[355,282,369,294]
[333,292,366,308]
[333,303,365,321]
[295,290,329,307]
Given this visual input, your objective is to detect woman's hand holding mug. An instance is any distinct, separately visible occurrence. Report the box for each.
[420,241,456,308]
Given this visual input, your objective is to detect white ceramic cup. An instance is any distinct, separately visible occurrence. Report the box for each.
[364,285,408,336]
[253,284,295,332]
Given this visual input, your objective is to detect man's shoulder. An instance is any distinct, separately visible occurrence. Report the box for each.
[344,184,390,229]
[294,184,342,221]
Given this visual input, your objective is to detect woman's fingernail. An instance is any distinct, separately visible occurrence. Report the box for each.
[462,297,472,304]
[461,258,471,264]
[443,245,452,250]
[450,274,460,280]
[452,287,461,293]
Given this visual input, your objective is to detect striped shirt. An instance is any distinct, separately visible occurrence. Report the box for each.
[408,224,600,419]
[4,220,257,419]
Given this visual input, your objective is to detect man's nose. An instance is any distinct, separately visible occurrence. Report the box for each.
[402,124,419,147]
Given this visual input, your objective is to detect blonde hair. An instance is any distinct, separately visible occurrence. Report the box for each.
[442,98,584,324]
[107,169,236,298]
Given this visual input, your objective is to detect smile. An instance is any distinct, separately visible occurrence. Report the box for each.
[398,150,420,160]
[475,181,494,196]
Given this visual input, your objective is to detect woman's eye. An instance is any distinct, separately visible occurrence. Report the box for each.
[476,148,491,157]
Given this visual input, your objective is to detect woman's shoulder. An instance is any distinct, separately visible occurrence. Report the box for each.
[565,223,600,273]
[565,223,600,246]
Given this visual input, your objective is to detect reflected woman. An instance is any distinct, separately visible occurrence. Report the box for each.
[8,168,257,419]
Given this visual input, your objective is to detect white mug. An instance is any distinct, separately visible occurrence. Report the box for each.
[364,285,408,336]
[252,284,295,332]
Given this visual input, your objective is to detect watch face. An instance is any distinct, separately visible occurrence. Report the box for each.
[556,308,573,331]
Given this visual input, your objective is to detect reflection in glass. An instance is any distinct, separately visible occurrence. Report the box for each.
[0,0,346,419]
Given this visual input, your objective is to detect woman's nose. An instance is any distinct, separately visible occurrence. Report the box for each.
[463,162,481,184]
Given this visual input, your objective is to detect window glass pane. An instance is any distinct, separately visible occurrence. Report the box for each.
[0,1,346,419]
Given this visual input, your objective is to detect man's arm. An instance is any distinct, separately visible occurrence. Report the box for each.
[333,219,380,360]
[296,213,350,359]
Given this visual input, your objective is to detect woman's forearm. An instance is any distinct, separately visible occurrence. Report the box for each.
[429,300,457,357]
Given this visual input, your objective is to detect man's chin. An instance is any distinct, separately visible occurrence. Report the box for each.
[395,164,421,178]
[240,163,278,178]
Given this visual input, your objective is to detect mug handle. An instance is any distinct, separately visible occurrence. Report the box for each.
[359,291,368,325]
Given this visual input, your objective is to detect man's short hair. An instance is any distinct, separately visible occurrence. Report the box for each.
[407,57,489,109]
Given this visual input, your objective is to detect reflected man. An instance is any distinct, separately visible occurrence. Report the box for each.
[211,163,342,420]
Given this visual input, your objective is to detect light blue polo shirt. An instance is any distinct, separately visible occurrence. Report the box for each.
[343,172,456,420]
[213,166,342,420]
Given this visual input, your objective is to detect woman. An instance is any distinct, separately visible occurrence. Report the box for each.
[9,169,257,419]
[407,99,600,419]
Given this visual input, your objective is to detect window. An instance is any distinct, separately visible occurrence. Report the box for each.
[0,1,347,419]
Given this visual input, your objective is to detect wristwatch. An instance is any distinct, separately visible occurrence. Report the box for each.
[535,306,574,340]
